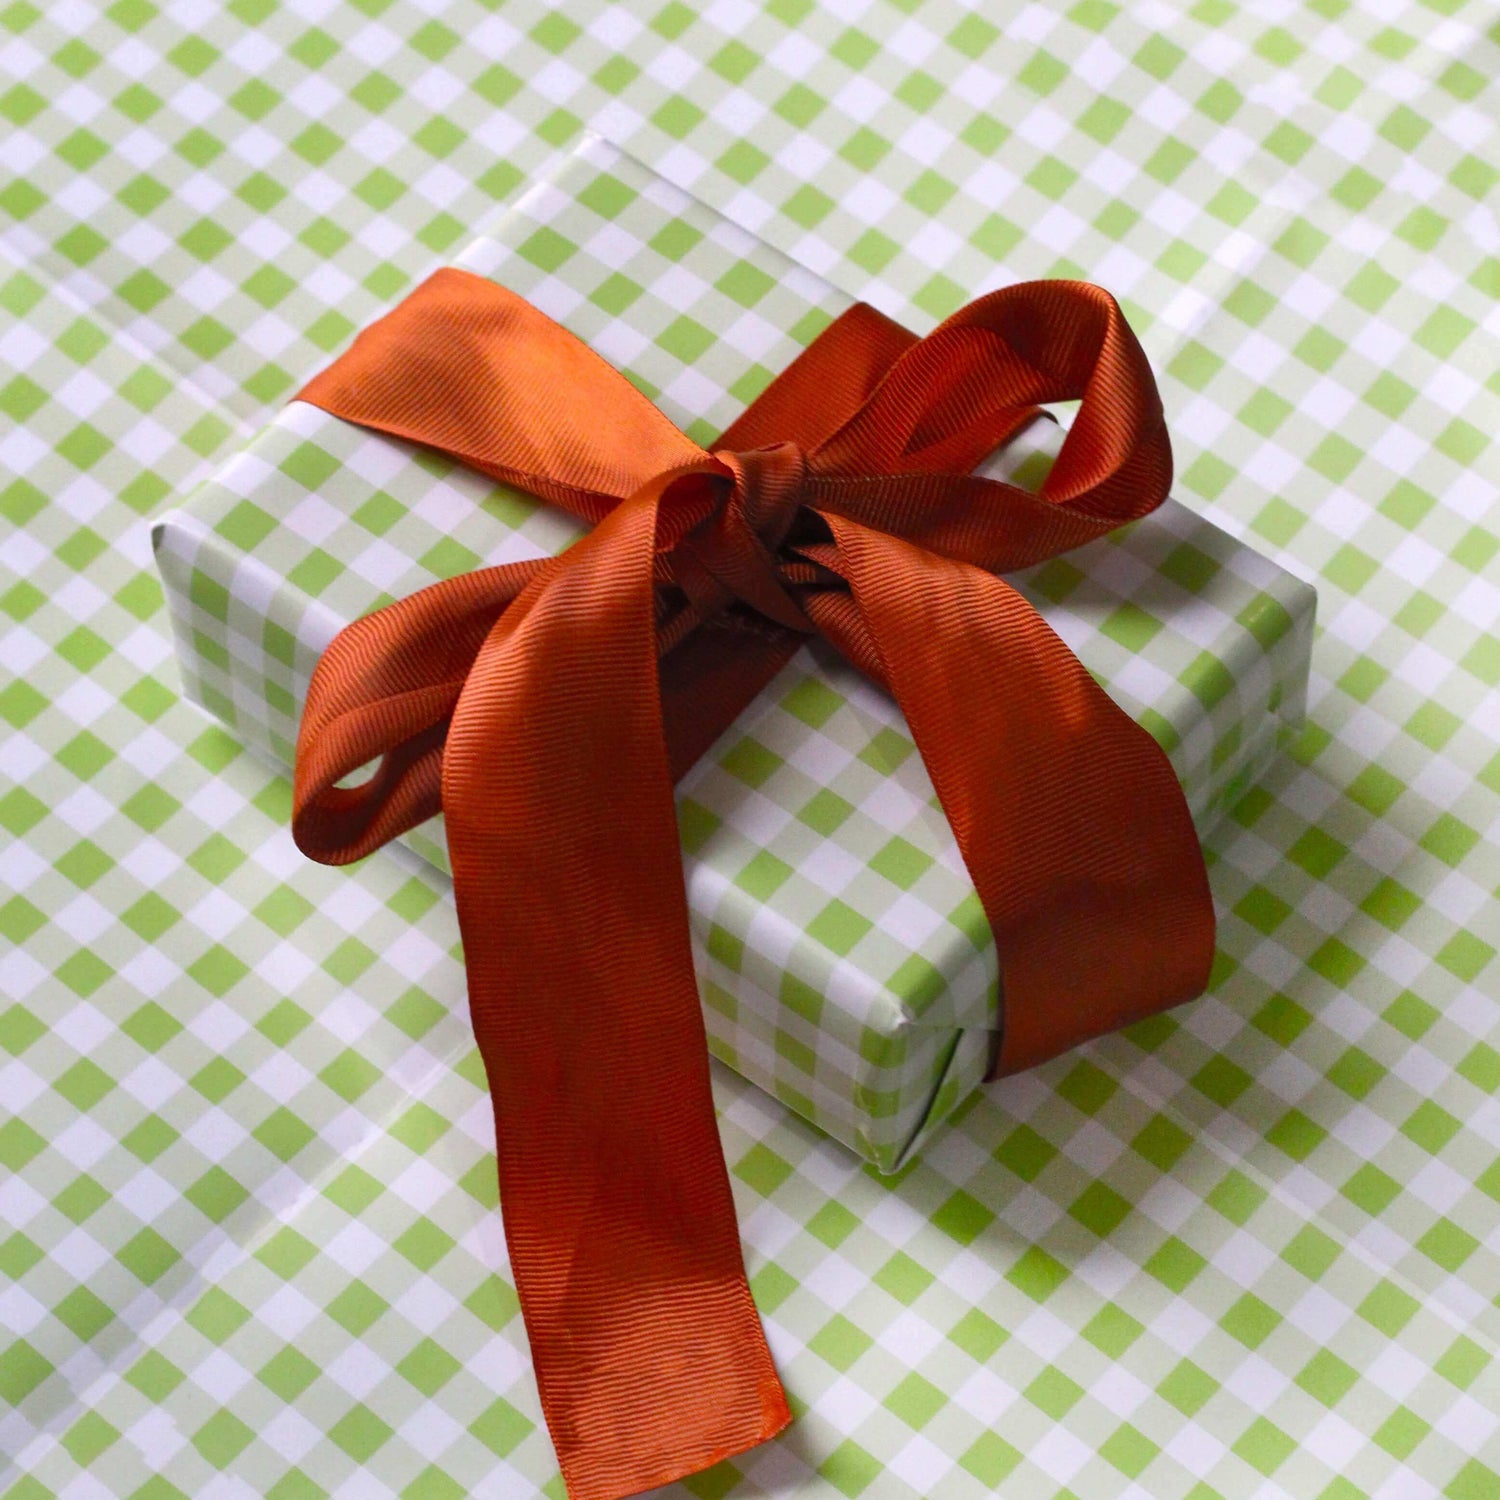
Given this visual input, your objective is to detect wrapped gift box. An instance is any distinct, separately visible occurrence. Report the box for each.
[153,135,1315,1171]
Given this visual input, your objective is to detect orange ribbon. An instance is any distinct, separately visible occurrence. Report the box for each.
[290,268,1214,1499]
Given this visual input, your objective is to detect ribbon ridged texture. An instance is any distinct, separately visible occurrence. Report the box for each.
[290,268,1215,1499]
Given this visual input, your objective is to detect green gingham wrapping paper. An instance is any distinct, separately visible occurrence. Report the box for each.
[152,134,1316,1172]
[4,3,1500,1498]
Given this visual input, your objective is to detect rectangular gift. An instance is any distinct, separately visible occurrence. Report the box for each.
[153,135,1316,1171]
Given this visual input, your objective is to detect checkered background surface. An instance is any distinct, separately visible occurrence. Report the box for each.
[2,3,1498,1497]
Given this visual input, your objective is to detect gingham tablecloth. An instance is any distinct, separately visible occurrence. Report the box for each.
[2,4,1497,1498]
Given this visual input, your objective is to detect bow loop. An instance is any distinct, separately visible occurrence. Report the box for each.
[292,557,549,865]
[809,280,1169,523]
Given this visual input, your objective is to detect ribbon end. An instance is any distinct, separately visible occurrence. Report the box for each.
[556,1375,791,1500]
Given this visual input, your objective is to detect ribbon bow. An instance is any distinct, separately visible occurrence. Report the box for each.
[291,267,1214,1500]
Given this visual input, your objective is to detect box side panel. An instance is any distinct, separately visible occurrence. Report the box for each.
[152,506,340,764]
[887,1027,996,1172]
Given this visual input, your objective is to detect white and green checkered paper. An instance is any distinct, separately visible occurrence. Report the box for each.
[152,135,1315,1172]
[3,3,1500,1498]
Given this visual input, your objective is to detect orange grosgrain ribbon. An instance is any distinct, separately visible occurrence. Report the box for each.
[290,268,1214,1499]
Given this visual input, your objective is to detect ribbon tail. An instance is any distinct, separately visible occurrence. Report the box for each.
[816,515,1215,1074]
[659,621,803,782]
[440,487,789,1500]
[297,267,708,524]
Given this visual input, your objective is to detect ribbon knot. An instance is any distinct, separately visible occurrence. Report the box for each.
[673,442,814,633]
[290,266,1215,1500]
